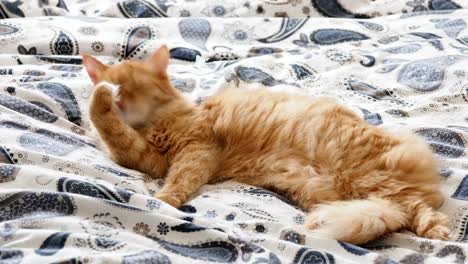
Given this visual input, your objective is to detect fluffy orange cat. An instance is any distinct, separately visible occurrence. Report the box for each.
[83,45,450,244]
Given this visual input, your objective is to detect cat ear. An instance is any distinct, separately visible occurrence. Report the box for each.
[82,54,107,84]
[144,44,170,76]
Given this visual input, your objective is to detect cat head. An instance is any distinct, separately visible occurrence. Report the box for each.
[83,45,181,127]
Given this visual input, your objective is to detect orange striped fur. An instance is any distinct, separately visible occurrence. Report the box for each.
[84,46,450,244]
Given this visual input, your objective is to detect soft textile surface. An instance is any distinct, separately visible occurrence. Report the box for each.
[1,0,468,263]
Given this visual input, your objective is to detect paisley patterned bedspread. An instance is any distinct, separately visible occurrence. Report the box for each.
[2,0,468,263]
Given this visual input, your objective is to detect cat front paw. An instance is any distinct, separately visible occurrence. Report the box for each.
[90,83,114,115]
[154,193,183,208]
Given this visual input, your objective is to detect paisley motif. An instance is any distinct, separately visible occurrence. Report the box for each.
[410,32,442,40]
[290,64,319,81]
[180,205,197,213]
[326,49,353,64]
[433,18,466,37]
[338,241,369,256]
[253,253,281,264]
[119,25,155,59]
[293,248,335,264]
[35,232,71,256]
[24,70,49,77]
[0,248,23,264]
[20,76,53,83]
[171,78,196,93]
[0,94,58,123]
[0,68,13,75]
[228,236,265,262]
[57,177,133,204]
[36,55,82,65]
[2,2,468,263]
[0,0,24,18]
[0,223,17,240]
[0,164,20,183]
[409,32,444,51]
[0,120,29,130]
[280,230,305,244]
[91,237,125,251]
[310,29,369,45]
[258,18,308,43]
[357,21,385,32]
[385,109,409,118]
[55,0,68,12]
[49,65,82,72]
[37,82,81,125]
[384,44,422,54]
[455,210,468,241]
[311,0,369,18]
[80,213,124,237]
[439,167,454,178]
[360,108,383,126]
[179,19,211,50]
[435,245,466,263]
[345,79,406,105]
[234,66,284,87]
[18,44,37,56]
[19,129,86,156]
[415,128,465,158]
[0,192,76,221]
[170,47,201,62]
[153,236,239,263]
[0,146,15,164]
[400,253,425,264]
[50,28,79,55]
[398,56,464,92]
[232,202,277,222]
[171,222,206,233]
[452,175,468,201]
[360,55,376,67]
[429,0,461,10]
[122,250,171,264]
[117,0,169,18]
[29,101,55,114]
[400,10,454,19]
[0,23,19,35]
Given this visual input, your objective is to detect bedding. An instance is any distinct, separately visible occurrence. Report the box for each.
[0,0,468,263]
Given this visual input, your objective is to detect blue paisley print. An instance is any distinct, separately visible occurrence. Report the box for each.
[1,1,468,264]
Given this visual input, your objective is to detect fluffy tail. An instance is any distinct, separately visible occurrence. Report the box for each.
[305,197,408,244]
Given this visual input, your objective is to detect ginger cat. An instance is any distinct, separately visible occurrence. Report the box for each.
[83,45,450,244]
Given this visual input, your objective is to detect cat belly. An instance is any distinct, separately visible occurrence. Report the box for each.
[210,90,335,159]
[218,149,340,209]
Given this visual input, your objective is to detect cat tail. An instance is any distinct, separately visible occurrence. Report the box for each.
[305,197,408,244]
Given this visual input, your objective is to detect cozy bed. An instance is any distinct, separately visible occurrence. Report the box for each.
[0,0,468,263]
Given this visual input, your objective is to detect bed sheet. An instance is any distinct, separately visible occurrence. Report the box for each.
[1,0,468,263]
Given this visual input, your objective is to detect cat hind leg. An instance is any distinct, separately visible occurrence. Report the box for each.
[305,197,408,244]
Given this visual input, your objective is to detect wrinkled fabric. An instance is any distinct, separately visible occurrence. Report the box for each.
[0,0,468,263]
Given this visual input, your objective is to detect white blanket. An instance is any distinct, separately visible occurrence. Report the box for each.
[0,0,467,263]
